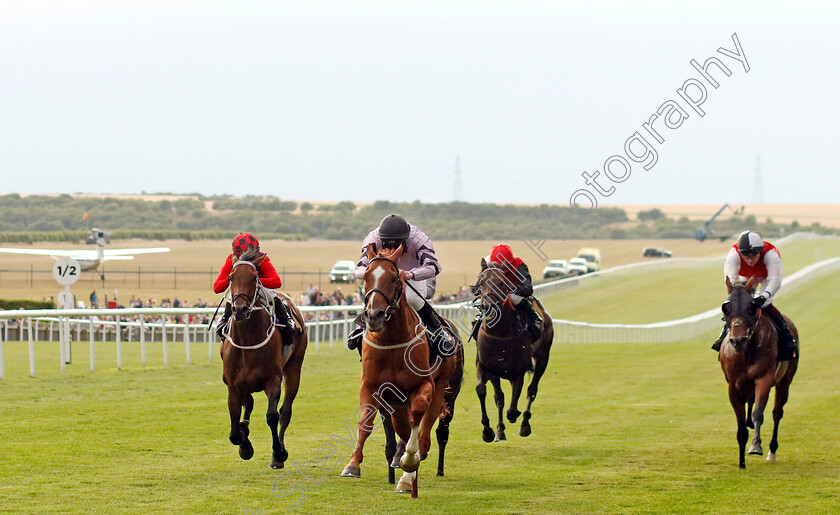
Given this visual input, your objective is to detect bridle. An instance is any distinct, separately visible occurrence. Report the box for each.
[363,256,403,322]
[725,287,763,349]
[229,260,267,320]
[224,260,277,349]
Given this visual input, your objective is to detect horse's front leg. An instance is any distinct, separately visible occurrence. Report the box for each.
[521,348,550,437]
[265,376,285,469]
[728,384,748,469]
[489,376,506,442]
[400,380,434,473]
[382,413,398,484]
[768,378,792,462]
[749,376,774,456]
[228,389,254,460]
[476,368,494,443]
[341,387,377,478]
[507,374,524,423]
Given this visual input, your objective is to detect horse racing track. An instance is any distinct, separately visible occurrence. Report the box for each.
[1,272,839,513]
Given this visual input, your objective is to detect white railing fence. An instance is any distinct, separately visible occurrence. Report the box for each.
[0,233,836,379]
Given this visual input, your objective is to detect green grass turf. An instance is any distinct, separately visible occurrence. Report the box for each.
[539,238,840,324]
[1,260,839,513]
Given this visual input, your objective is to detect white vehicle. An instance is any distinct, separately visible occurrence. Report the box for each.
[0,228,169,279]
[567,258,590,276]
[542,259,569,279]
[576,248,601,273]
[329,260,357,283]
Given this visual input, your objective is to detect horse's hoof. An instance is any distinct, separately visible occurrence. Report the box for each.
[395,471,415,493]
[270,457,285,469]
[739,463,746,469]
[507,410,521,423]
[276,447,288,463]
[766,452,777,462]
[520,423,532,437]
[494,433,506,442]
[341,465,361,478]
[239,442,254,460]
[229,434,243,446]
[239,421,250,438]
[748,444,762,455]
[481,427,495,443]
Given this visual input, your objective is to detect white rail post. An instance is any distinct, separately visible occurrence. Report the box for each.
[140,316,146,367]
[329,310,335,352]
[116,316,122,371]
[184,321,191,365]
[89,318,95,373]
[28,317,35,377]
[208,324,213,364]
[59,318,66,374]
[162,318,168,367]
[0,325,4,381]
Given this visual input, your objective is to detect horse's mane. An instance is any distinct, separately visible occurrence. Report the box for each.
[237,248,263,263]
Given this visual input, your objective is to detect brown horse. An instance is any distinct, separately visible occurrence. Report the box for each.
[340,244,463,498]
[221,250,307,469]
[719,276,798,469]
[473,260,554,442]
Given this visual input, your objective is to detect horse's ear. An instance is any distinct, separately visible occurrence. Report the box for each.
[253,253,266,266]
[392,243,405,260]
[480,258,488,270]
[366,244,377,260]
[745,276,758,292]
[725,276,732,293]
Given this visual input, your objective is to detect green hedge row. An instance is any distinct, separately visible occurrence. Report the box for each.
[0,299,55,310]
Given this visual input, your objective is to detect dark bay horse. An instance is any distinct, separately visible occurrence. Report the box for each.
[341,245,463,498]
[473,259,553,442]
[221,250,307,469]
[719,276,798,469]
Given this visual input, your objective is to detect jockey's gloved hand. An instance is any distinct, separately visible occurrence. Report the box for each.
[752,295,767,309]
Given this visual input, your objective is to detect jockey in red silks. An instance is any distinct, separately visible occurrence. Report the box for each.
[213,233,298,342]
[471,244,542,341]
[712,230,797,360]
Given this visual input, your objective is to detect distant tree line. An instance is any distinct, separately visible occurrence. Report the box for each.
[0,194,834,242]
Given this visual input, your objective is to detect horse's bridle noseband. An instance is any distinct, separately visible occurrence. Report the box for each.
[363,256,403,322]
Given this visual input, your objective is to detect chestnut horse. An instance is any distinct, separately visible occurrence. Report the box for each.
[719,276,798,469]
[221,250,307,469]
[341,245,463,498]
[473,260,553,442]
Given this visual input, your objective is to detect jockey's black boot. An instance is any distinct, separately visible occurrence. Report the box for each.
[711,321,728,352]
[347,314,365,355]
[469,312,482,342]
[766,306,797,361]
[516,299,542,340]
[273,297,298,344]
[417,303,453,359]
[216,302,232,340]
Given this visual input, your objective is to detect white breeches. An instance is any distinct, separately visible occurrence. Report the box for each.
[406,279,434,311]
[509,293,524,305]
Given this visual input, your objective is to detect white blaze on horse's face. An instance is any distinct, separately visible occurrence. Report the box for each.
[370,265,386,300]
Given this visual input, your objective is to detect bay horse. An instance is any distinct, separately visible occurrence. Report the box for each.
[340,244,463,499]
[719,276,798,469]
[221,249,307,469]
[473,259,553,442]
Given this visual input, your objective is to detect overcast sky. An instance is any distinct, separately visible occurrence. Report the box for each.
[1,1,838,206]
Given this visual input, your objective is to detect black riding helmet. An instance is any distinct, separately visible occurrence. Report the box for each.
[377,214,410,249]
[737,230,763,256]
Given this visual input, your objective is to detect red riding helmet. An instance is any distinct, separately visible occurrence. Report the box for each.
[232,233,259,257]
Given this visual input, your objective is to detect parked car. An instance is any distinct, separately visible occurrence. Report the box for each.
[329,260,357,283]
[642,247,673,258]
[567,258,590,276]
[542,259,569,279]
[576,248,601,273]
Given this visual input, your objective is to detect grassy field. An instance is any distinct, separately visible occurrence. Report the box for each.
[1,264,839,513]
[0,238,733,305]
